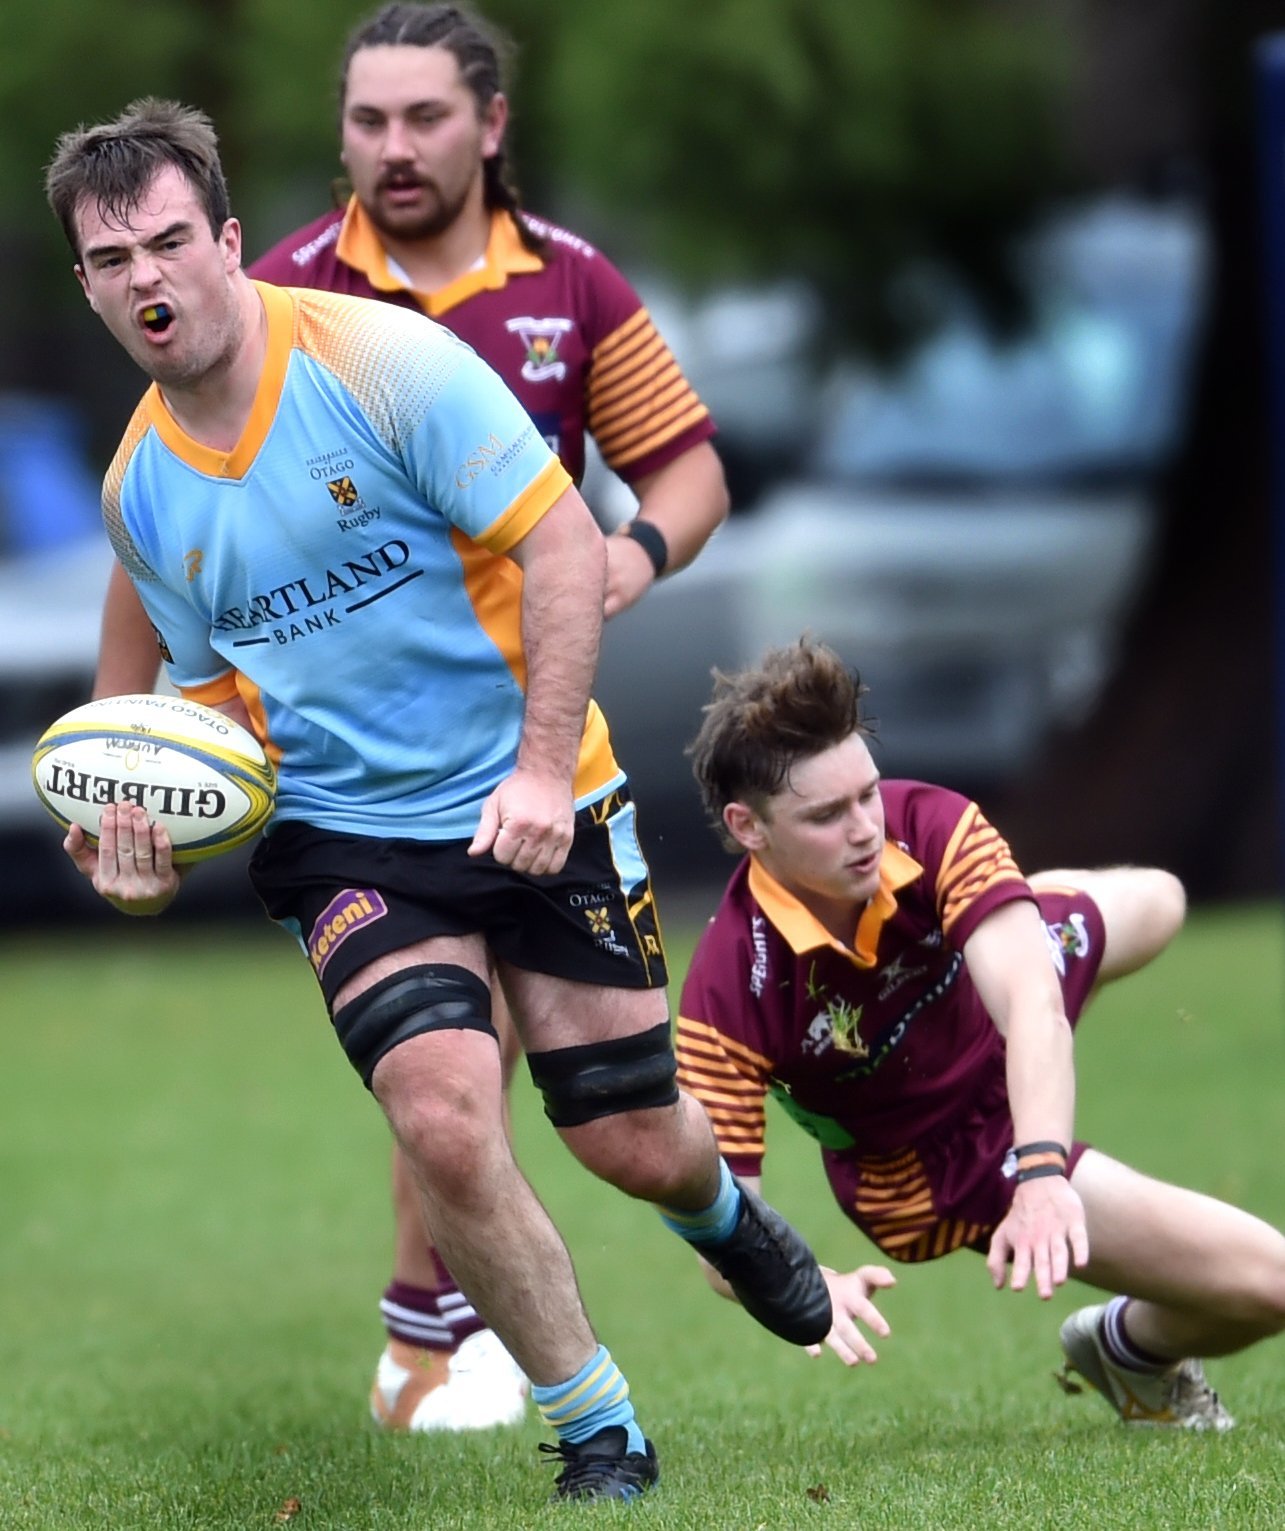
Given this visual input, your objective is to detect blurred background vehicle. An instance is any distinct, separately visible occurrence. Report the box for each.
[590,195,1206,883]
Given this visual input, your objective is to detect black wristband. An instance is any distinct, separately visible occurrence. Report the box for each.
[1016,1163,1067,1184]
[1013,1140,1068,1160]
[622,518,668,577]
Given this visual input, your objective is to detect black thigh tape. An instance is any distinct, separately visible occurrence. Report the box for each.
[526,1020,679,1127]
[332,964,494,1088]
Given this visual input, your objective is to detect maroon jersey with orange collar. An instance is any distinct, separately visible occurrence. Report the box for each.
[250,201,714,487]
[677,779,1048,1171]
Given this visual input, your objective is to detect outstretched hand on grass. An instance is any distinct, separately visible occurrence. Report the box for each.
[986,1174,1089,1299]
[806,1265,897,1366]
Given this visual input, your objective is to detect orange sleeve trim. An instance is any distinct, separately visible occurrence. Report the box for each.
[593,307,653,362]
[592,365,689,427]
[589,332,670,397]
[940,833,1011,891]
[937,805,977,895]
[476,458,573,555]
[180,675,240,706]
[590,352,686,417]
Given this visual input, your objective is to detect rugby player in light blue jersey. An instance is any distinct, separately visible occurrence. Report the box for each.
[85,5,732,1437]
[45,97,830,1505]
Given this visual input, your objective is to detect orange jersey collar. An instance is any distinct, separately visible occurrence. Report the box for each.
[334,199,545,317]
[143,280,294,479]
[748,841,924,969]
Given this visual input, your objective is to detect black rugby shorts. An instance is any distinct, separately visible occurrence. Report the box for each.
[248,787,668,1007]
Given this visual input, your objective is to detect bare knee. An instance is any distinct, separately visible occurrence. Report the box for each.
[1226,1232,1285,1335]
[388,1090,505,1204]
[562,1101,711,1203]
[1090,866,1187,982]
[374,1036,506,1205]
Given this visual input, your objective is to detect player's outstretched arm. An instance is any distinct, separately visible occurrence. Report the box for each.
[605,441,729,619]
[93,560,165,698]
[64,802,182,917]
[964,900,1089,1298]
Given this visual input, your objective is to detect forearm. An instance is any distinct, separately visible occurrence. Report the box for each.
[94,560,164,698]
[1004,997,1075,1152]
[516,492,607,781]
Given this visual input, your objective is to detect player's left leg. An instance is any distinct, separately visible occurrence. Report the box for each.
[1058,1147,1285,1427]
[372,983,528,1433]
[508,967,831,1347]
[1028,866,1186,985]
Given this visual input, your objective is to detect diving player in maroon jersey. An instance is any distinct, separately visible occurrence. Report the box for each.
[677,638,1285,1430]
[89,3,730,1434]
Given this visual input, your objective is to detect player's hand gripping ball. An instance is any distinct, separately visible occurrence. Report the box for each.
[31,694,276,863]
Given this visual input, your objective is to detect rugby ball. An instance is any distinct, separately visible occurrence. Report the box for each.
[31,693,277,863]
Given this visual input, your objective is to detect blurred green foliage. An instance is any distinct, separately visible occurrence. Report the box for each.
[5,0,1070,361]
[545,0,1071,354]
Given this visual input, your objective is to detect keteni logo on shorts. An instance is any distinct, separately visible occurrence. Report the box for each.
[308,888,388,975]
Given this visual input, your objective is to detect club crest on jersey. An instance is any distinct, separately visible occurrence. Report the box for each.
[1043,912,1091,976]
[802,965,868,1057]
[327,476,359,507]
[801,998,868,1058]
[506,316,573,383]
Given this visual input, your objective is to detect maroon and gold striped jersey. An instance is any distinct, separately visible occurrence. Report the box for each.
[250,202,715,488]
[679,779,1052,1174]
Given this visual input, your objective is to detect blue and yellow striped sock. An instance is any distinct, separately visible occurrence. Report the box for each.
[657,1158,742,1247]
[531,1344,646,1454]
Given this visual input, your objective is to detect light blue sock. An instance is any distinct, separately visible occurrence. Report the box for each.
[657,1158,742,1246]
[531,1344,646,1454]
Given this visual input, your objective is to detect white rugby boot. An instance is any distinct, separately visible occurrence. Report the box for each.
[1055,1303,1235,1431]
[371,1329,529,1432]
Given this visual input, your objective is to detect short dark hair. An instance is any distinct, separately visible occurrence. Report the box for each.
[45,98,230,262]
[338,3,543,252]
[688,638,873,846]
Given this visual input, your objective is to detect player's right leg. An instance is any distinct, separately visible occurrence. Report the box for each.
[372,982,529,1433]
[1058,1147,1285,1428]
[345,946,657,1500]
[1028,866,1186,984]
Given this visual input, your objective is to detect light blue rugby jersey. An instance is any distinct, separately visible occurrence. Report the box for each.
[103,283,623,839]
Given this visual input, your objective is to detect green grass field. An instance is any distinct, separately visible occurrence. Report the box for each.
[2,900,1283,1529]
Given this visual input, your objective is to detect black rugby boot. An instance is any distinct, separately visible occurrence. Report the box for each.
[539,1426,659,1502]
[701,1181,832,1345]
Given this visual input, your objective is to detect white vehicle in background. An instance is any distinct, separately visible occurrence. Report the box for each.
[591,195,1207,878]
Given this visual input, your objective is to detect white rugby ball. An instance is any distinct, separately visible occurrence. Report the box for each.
[31,693,277,863]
